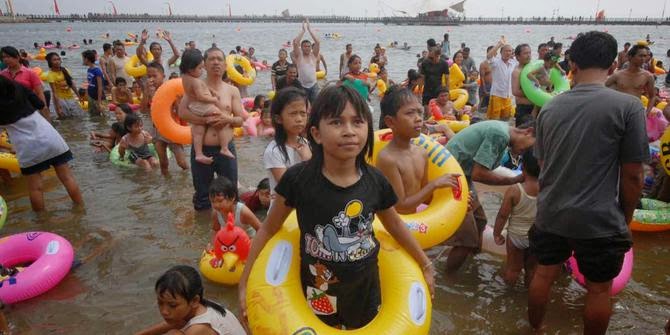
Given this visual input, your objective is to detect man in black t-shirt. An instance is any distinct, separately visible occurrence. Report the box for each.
[276,64,303,92]
[419,46,449,106]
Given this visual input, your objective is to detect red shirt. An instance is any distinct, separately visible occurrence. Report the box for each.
[240,191,262,212]
[1,66,42,92]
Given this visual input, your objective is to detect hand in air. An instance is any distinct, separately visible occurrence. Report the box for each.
[162,30,172,41]
[141,29,148,42]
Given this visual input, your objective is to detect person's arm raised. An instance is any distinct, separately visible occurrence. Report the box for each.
[291,22,306,61]
[306,19,320,58]
[163,30,180,67]
[136,29,149,65]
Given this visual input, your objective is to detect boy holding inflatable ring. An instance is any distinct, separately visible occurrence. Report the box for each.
[377,85,461,215]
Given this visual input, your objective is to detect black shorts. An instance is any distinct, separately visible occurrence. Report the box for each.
[529,225,632,283]
[20,150,73,175]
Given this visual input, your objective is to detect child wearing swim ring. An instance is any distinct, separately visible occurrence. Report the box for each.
[90,103,133,152]
[111,77,133,105]
[239,85,434,330]
[262,87,311,199]
[135,265,246,335]
[180,49,234,164]
[118,113,159,171]
[527,51,566,91]
[209,176,260,239]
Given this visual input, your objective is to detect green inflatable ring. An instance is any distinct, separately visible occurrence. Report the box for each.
[519,60,570,107]
[109,144,170,168]
[0,195,7,230]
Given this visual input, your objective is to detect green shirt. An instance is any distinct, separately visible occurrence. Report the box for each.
[445,120,510,179]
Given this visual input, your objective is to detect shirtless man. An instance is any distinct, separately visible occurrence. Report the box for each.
[291,18,320,103]
[377,87,460,215]
[606,44,655,114]
[339,44,353,78]
[178,47,245,210]
[478,45,494,113]
[511,43,534,127]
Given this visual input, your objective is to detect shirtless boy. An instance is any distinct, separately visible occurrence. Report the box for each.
[377,86,460,215]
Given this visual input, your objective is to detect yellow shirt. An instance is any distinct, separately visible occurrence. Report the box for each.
[46,70,74,99]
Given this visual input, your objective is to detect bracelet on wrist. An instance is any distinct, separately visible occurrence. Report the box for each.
[421,261,434,271]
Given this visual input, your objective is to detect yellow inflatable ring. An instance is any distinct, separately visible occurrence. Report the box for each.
[437,114,470,133]
[233,127,244,138]
[79,100,89,111]
[316,70,326,80]
[226,54,256,86]
[0,152,20,173]
[369,130,468,249]
[150,78,191,145]
[246,214,432,335]
[369,63,380,74]
[449,88,469,110]
[199,249,245,285]
[268,90,276,101]
[657,101,668,111]
[124,52,154,78]
[660,127,670,176]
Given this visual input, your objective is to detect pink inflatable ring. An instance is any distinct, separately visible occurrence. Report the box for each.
[0,232,74,304]
[566,248,633,296]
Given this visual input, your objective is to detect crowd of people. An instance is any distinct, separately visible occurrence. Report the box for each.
[1,19,670,334]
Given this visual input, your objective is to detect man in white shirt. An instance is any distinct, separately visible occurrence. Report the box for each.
[486,36,518,120]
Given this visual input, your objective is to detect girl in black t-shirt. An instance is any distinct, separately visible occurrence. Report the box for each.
[239,85,435,330]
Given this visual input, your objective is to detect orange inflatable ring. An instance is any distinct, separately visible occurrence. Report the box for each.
[150,78,191,145]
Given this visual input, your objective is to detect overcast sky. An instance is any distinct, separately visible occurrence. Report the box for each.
[10,0,670,18]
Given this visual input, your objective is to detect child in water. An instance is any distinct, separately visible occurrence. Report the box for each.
[262,87,311,199]
[493,150,539,286]
[377,86,461,215]
[134,265,246,335]
[90,103,133,152]
[209,176,260,240]
[111,77,133,105]
[239,85,434,329]
[240,178,271,217]
[180,49,234,163]
[256,108,275,137]
[527,51,566,91]
[118,113,159,171]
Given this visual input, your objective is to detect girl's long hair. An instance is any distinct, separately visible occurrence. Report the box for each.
[270,87,309,164]
[46,52,74,88]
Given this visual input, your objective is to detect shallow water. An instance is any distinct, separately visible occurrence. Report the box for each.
[0,22,668,334]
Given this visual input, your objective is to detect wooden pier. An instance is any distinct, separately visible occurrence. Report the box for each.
[2,13,669,26]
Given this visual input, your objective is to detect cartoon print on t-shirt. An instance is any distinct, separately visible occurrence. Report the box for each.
[306,261,339,315]
[304,199,377,263]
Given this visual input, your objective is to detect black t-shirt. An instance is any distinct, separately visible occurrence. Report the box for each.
[271,60,290,77]
[420,58,449,99]
[276,76,303,91]
[275,162,397,323]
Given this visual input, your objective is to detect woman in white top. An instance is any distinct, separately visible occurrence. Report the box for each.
[0,76,83,211]
[135,265,246,335]
[262,87,311,198]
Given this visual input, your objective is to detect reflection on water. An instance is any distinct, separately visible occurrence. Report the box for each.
[0,22,668,334]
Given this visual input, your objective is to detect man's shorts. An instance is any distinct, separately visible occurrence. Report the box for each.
[20,150,73,175]
[529,225,632,283]
[446,191,487,248]
[487,95,513,120]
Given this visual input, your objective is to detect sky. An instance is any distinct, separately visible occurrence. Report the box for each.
[9,0,670,18]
